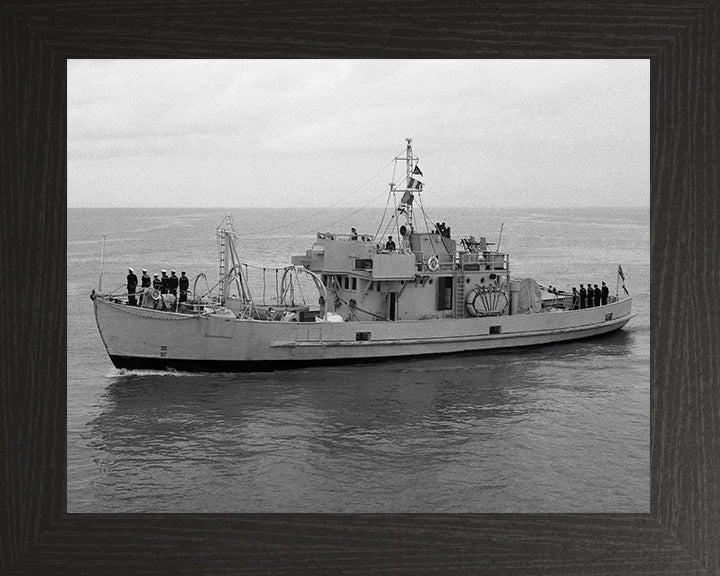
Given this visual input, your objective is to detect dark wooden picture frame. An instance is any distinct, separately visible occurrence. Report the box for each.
[2,2,718,574]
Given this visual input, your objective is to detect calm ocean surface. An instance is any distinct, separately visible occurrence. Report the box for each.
[67,206,649,512]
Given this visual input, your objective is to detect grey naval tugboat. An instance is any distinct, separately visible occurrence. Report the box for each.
[92,139,634,372]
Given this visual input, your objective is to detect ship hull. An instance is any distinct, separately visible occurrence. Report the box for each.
[94,297,634,372]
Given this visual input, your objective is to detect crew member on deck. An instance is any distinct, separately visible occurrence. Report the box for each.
[169,270,179,297]
[350,227,358,240]
[385,235,396,251]
[579,284,587,309]
[593,284,601,307]
[572,287,579,310]
[179,271,189,303]
[139,269,151,306]
[160,270,170,294]
[586,283,594,307]
[601,281,609,305]
[126,268,138,306]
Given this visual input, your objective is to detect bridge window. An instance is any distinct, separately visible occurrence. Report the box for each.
[355,258,373,270]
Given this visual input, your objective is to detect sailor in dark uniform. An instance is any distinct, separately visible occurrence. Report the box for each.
[601,281,609,305]
[169,270,179,297]
[571,287,579,310]
[179,270,189,303]
[579,284,586,309]
[126,268,138,306]
[385,236,396,251]
[593,284,601,307]
[160,270,170,294]
[586,283,594,307]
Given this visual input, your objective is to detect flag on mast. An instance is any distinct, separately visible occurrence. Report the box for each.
[407,164,423,190]
[618,265,629,295]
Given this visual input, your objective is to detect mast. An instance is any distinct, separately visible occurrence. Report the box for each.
[398,137,419,230]
[217,214,242,305]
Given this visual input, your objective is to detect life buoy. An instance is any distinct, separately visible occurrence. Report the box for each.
[427,255,440,272]
[349,299,357,309]
[151,289,161,301]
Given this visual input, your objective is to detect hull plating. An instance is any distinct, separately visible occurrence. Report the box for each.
[94,297,634,372]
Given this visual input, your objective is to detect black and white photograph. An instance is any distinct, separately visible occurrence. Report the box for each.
[67,59,649,513]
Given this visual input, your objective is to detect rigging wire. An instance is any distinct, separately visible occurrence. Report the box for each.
[416,192,435,236]
[372,188,393,243]
[372,159,402,243]
[235,153,401,238]
[306,186,390,236]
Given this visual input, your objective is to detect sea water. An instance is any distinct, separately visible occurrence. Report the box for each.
[67,206,649,512]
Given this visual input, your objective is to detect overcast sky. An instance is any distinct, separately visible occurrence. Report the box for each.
[68,59,649,208]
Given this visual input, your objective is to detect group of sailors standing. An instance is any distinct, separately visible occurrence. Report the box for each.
[126,267,190,308]
[570,282,609,310]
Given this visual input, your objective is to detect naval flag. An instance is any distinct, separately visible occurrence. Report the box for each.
[407,164,423,190]
[618,264,629,295]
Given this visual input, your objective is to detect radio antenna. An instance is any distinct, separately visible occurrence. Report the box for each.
[496,223,504,252]
[98,234,107,292]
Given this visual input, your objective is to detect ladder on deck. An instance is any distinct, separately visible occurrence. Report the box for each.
[216,214,237,305]
[455,275,465,318]
[218,232,226,303]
